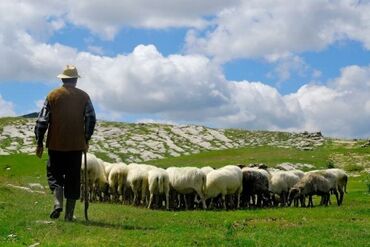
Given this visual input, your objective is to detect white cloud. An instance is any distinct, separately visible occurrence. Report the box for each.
[287,65,370,138]
[186,0,370,62]
[35,100,45,110]
[136,118,178,125]
[87,45,104,55]
[0,32,77,82]
[0,33,369,137]
[76,45,229,114]
[266,53,309,83]
[77,45,370,138]
[65,0,238,39]
[0,95,15,117]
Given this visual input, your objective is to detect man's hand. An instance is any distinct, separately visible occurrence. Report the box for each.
[36,146,43,158]
[85,143,89,152]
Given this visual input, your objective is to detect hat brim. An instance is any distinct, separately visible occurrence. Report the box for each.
[57,74,81,79]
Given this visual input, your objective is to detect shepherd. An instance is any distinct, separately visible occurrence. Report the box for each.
[34,65,96,221]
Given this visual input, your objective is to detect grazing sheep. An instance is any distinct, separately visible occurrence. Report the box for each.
[241,167,270,207]
[126,164,150,206]
[101,160,115,180]
[200,166,214,176]
[326,168,348,205]
[205,165,243,210]
[269,171,300,206]
[147,168,170,210]
[166,167,207,209]
[107,162,128,202]
[288,173,331,207]
[125,163,156,204]
[81,153,108,202]
[306,169,340,206]
[290,170,304,179]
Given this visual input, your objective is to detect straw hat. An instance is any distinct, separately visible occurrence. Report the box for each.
[57,65,81,79]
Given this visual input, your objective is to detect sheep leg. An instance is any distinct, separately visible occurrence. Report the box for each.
[333,189,340,206]
[195,189,207,210]
[324,193,330,206]
[148,193,154,209]
[308,195,313,207]
[165,192,170,210]
[222,194,227,210]
[141,188,147,206]
[133,190,138,205]
[184,195,188,210]
[256,194,262,208]
[209,198,214,209]
[251,194,256,206]
[338,187,344,206]
[281,192,287,207]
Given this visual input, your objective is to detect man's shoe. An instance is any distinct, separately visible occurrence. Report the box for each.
[50,208,63,219]
[65,199,76,221]
[50,187,63,219]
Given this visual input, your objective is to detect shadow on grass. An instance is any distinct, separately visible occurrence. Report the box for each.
[75,219,157,231]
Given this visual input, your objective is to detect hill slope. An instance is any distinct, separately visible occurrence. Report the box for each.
[0,117,326,162]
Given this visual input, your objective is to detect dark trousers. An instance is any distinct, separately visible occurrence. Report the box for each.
[47,150,82,200]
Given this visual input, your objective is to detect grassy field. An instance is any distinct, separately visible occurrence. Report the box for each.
[0,144,369,246]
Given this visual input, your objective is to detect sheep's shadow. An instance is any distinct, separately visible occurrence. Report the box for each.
[75,219,157,231]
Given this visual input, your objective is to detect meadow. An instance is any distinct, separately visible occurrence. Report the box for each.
[0,143,369,246]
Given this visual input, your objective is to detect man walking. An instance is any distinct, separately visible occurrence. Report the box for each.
[34,65,96,221]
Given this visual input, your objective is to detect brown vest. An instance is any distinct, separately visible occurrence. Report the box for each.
[46,85,89,151]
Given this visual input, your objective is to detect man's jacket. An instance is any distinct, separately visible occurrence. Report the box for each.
[35,84,96,151]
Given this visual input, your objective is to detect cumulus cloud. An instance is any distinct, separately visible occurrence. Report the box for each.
[0,95,15,117]
[65,0,238,39]
[79,46,370,138]
[290,65,370,138]
[0,32,369,137]
[77,45,229,114]
[186,0,370,61]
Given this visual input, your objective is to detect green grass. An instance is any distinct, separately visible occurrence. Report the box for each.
[1,145,369,246]
[149,145,344,169]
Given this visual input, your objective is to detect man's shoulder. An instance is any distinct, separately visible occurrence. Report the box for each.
[47,87,64,100]
[74,87,90,99]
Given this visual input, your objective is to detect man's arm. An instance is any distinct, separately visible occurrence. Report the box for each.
[84,98,96,142]
[34,99,50,157]
[35,99,50,146]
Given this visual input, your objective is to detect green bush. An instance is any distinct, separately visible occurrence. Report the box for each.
[345,164,364,172]
[327,159,335,168]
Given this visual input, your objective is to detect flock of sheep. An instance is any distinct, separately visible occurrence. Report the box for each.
[81,153,348,210]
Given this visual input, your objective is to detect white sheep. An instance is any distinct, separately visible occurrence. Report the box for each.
[81,153,108,202]
[107,162,128,202]
[290,169,304,179]
[166,167,207,209]
[126,164,151,205]
[147,168,170,210]
[269,171,300,206]
[205,165,243,210]
[200,166,214,175]
[101,160,115,180]
[326,168,348,205]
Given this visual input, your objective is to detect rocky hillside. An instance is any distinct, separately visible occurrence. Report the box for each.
[0,117,327,163]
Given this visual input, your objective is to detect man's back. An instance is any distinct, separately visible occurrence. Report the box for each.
[46,85,89,151]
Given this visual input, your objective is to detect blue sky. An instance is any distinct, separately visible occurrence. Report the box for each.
[0,0,369,138]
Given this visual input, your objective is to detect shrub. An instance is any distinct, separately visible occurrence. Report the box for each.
[327,160,335,169]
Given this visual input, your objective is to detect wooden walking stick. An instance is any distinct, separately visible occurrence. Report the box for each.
[84,150,89,221]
